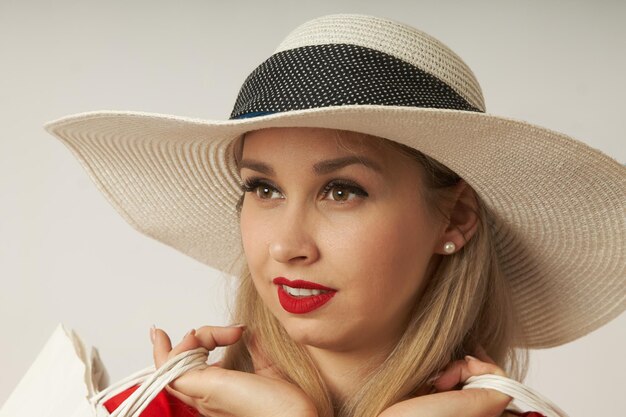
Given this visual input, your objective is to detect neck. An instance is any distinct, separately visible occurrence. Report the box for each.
[304,339,397,405]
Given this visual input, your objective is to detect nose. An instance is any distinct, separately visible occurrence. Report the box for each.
[268,205,320,265]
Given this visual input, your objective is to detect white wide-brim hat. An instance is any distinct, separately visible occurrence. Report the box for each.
[44,14,625,349]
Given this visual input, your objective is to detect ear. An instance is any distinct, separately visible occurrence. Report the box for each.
[435,180,480,255]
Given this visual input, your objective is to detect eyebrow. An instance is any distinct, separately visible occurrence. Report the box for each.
[239,156,383,176]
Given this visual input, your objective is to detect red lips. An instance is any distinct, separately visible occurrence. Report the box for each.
[273,277,337,314]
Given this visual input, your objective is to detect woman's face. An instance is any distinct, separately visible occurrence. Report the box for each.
[239,127,445,354]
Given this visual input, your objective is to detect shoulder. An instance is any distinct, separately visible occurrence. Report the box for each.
[102,384,199,417]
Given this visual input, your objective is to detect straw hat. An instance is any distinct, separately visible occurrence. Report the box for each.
[43,14,625,349]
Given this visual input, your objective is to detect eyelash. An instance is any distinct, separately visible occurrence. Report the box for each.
[240,177,369,202]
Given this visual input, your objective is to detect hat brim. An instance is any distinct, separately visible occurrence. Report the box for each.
[44,105,626,349]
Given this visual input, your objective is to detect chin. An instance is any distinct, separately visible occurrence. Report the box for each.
[289,333,341,350]
[279,316,350,350]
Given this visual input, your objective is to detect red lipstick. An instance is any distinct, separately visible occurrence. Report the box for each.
[273,277,337,314]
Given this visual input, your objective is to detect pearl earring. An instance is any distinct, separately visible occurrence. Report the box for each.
[443,241,456,254]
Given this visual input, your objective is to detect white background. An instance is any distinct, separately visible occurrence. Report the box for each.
[1,0,624,415]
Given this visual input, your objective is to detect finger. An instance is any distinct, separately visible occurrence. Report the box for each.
[151,326,245,409]
[153,328,201,368]
[433,356,506,392]
[473,344,496,365]
[167,363,229,400]
[169,329,203,363]
[152,328,173,368]
[458,388,512,417]
[399,388,512,417]
[193,325,245,351]
[464,355,506,377]
[164,326,242,392]
[164,385,197,408]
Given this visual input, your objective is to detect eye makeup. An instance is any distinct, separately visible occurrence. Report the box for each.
[240,176,369,202]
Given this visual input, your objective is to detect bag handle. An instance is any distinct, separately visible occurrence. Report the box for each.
[91,347,209,417]
[91,348,569,417]
[463,374,569,417]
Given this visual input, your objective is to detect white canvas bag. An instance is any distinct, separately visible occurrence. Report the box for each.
[0,324,206,417]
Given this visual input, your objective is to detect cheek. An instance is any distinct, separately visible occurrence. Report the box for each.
[239,209,254,255]
[338,207,435,299]
[240,208,277,305]
[240,204,269,273]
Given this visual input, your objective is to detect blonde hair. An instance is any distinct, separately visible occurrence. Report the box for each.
[222,129,529,417]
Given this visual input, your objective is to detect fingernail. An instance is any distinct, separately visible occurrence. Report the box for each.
[465,355,479,361]
[427,372,442,385]
[150,324,156,344]
[184,328,196,338]
[229,323,247,330]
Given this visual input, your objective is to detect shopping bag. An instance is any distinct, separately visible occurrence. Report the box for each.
[0,324,107,417]
[1,324,207,417]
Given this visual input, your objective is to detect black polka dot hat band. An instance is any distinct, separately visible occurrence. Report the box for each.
[43,14,625,349]
[230,44,482,119]
[230,15,484,119]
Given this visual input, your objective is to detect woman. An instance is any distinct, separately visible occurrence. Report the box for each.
[148,126,523,417]
[45,14,624,417]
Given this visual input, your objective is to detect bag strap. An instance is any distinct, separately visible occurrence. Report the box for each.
[463,374,569,417]
[91,348,568,417]
[91,347,209,417]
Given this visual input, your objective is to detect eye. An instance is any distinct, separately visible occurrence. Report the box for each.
[241,178,282,200]
[321,180,368,202]
[240,177,368,203]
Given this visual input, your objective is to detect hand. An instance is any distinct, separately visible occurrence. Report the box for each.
[152,325,318,417]
[378,345,512,417]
